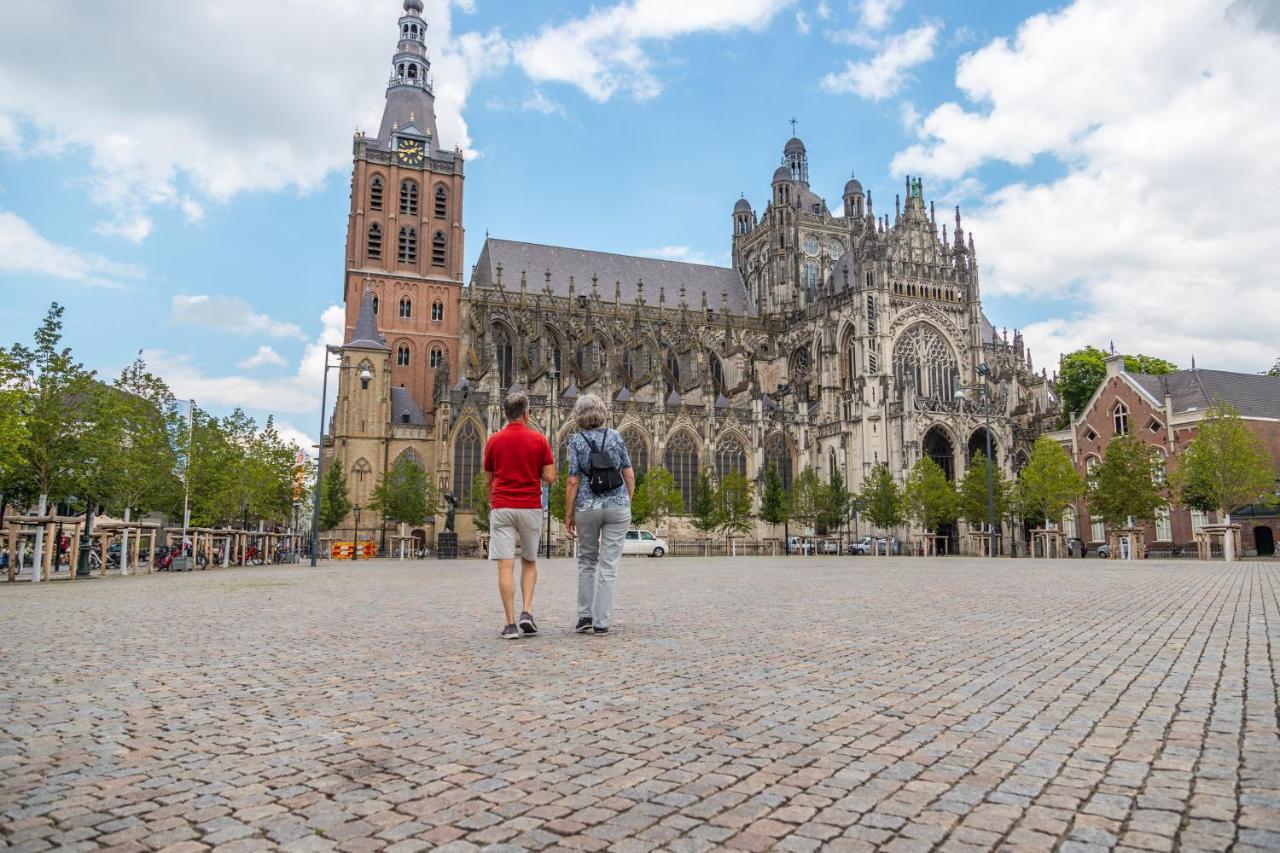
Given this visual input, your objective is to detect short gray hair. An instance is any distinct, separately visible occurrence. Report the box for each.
[572,393,607,430]
[504,390,529,422]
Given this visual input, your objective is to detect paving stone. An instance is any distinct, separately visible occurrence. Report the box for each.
[1,558,1278,852]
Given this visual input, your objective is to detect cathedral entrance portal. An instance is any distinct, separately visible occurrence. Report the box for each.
[968,428,997,464]
[923,427,955,481]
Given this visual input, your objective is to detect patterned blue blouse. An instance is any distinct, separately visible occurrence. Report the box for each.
[567,428,633,511]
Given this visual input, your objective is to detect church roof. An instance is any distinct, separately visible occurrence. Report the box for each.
[472,238,755,316]
[1129,369,1280,419]
[347,289,388,350]
[391,386,427,425]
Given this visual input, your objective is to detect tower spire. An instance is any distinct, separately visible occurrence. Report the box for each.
[377,0,440,148]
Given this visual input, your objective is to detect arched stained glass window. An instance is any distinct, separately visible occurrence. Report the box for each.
[764,433,794,491]
[453,422,483,509]
[664,431,700,512]
[716,435,747,479]
[892,323,956,401]
[620,428,649,476]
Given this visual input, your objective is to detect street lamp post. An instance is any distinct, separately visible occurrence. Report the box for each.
[957,363,997,557]
[545,367,559,560]
[775,382,794,556]
[353,504,362,561]
[309,346,372,567]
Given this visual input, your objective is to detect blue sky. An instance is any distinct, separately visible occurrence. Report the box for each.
[2,0,1277,447]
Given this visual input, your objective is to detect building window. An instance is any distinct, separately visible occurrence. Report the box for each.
[664,431,700,512]
[1062,506,1078,538]
[1191,510,1209,534]
[371,295,379,314]
[434,185,448,219]
[430,346,443,369]
[1113,401,1129,435]
[1155,506,1172,541]
[620,428,649,476]
[1149,418,1163,434]
[369,176,383,211]
[1151,448,1167,485]
[399,180,418,215]
[803,261,819,301]
[397,344,410,366]
[431,231,446,267]
[763,433,793,492]
[367,223,382,259]
[866,295,876,335]
[431,300,444,322]
[865,271,873,289]
[453,422,483,510]
[399,297,411,318]
[1091,518,1106,543]
[398,226,417,264]
[716,436,747,480]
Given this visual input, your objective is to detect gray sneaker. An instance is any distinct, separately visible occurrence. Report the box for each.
[518,612,538,635]
[500,624,520,640]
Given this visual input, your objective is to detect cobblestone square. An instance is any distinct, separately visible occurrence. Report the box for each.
[2,557,1279,852]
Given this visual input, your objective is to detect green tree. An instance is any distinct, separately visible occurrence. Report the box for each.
[1173,402,1278,561]
[628,469,651,525]
[633,467,681,533]
[1016,436,1084,528]
[0,346,29,512]
[957,450,1010,533]
[760,464,788,534]
[713,471,754,540]
[549,460,569,523]
[471,473,490,534]
[1056,346,1177,426]
[790,468,823,533]
[318,458,353,531]
[247,416,299,527]
[9,304,96,578]
[184,406,235,527]
[1086,435,1165,546]
[818,469,852,535]
[370,455,437,528]
[903,457,958,540]
[690,470,718,534]
[858,463,904,531]
[1265,359,1280,377]
[94,354,180,521]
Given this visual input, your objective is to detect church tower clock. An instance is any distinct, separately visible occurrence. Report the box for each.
[343,0,464,419]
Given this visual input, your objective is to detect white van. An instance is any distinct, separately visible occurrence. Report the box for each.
[623,530,667,557]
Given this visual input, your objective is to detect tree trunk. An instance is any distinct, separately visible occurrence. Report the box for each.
[1224,512,1235,562]
[121,508,132,576]
[31,494,47,582]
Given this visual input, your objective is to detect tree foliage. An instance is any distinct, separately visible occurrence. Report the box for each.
[818,468,853,535]
[1174,402,1277,516]
[1056,346,1177,425]
[1016,436,1084,527]
[903,456,958,533]
[633,467,682,531]
[713,471,754,538]
[790,468,823,532]
[318,458,353,531]
[1086,434,1165,527]
[858,463,903,530]
[471,473,490,533]
[690,470,718,533]
[1266,359,1280,378]
[957,450,1009,529]
[370,455,437,527]
[759,463,788,529]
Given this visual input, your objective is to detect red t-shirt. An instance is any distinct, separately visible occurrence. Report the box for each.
[484,421,554,510]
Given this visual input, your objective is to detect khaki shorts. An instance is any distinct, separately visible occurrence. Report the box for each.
[488,508,543,561]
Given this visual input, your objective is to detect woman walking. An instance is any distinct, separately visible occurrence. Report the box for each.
[565,394,635,635]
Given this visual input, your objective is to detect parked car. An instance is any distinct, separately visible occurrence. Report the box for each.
[820,539,842,554]
[1096,542,1150,559]
[850,536,873,555]
[786,536,815,555]
[623,530,667,557]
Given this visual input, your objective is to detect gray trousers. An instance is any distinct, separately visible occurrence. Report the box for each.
[576,506,630,628]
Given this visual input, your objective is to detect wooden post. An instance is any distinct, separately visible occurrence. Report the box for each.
[43,522,55,579]
[7,525,16,582]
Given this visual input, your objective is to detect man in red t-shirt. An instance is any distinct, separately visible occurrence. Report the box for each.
[484,390,556,640]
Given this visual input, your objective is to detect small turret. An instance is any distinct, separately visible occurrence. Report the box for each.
[843,173,865,219]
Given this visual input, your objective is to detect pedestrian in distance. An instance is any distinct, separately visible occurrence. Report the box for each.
[564,393,635,635]
[483,390,556,640]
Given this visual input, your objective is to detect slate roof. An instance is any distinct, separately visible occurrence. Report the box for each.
[472,238,755,316]
[1129,369,1280,419]
[347,290,388,350]
[391,386,427,425]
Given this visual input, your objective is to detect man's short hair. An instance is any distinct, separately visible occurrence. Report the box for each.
[504,390,529,422]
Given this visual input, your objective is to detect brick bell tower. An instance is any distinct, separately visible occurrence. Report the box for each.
[344,0,464,419]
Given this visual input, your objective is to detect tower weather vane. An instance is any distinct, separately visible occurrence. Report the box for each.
[790,117,798,136]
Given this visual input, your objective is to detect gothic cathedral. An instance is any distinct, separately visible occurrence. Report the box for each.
[325,0,1058,552]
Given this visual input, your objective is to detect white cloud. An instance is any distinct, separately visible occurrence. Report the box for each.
[0,210,143,288]
[899,101,921,132]
[860,0,905,31]
[171,294,308,341]
[796,11,812,35]
[891,0,1280,371]
[639,245,725,266]
[272,420,319,455]
[821,23,939,99]
[816,1,834,21]
[515,0,797,102]
[238,346,288,370]
[149,305,345,416]
[0,1,491,241]
[522,90,566,117]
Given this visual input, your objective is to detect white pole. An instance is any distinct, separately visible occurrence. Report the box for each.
[1224,513,1235,562]
[120,508,131,576]
[181,401,194,564]
[223,534,231,568]
[31,494,47,582]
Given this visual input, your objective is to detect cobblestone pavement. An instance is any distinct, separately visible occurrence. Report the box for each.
[3,557,1280,852]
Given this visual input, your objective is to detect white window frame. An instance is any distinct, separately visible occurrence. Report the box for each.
[1155,506,1172,542]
